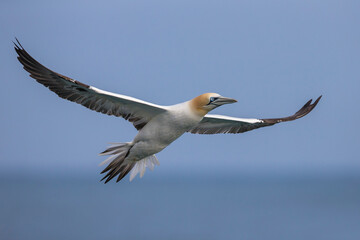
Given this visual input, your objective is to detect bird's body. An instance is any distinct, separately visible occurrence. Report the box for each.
[98,95,238,182]
[128,101,201,161]
[14,39,321,183]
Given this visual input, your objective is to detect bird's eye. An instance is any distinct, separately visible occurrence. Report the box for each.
[208,97,218,104]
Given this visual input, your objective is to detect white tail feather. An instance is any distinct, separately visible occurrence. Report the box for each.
[129,155,160,181]
[99,154,118,166]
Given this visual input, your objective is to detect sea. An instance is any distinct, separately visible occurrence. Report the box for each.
[1,174,359,240]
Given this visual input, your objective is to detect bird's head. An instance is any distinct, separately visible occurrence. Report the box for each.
[189,93,237,116]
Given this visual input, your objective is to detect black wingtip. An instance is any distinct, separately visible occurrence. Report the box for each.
[313,95,322,106]
[303,99,313,108]
[16,38,23,48]
[262,95,322,124]
[13,37,23,50]
[13,40,19,50]
[305,95,322,113]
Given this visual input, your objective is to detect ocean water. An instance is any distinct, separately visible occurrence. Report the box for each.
[1,175,360,240]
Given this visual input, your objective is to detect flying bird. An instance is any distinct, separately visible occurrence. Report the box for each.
[14,39,321,183]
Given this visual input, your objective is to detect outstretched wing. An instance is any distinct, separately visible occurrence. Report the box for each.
[188,96,321,134]
[14,39,167,130]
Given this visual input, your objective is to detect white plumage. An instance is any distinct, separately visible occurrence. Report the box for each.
[14,39,321,183]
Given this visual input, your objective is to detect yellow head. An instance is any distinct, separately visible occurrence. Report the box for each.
[189,93,237,116]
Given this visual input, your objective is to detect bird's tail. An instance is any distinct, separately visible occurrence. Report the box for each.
[99,143,160,183]
[129,155,160,181]
[99,142,135,183]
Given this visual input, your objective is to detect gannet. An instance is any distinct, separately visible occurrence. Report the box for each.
[14,40,321,183]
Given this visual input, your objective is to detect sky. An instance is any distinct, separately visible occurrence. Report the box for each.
[0,0,359,179]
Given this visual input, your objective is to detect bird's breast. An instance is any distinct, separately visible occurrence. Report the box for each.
[128,104,202,160]
[134,105,202,146]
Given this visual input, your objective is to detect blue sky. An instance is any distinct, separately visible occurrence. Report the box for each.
[1,0,359,178]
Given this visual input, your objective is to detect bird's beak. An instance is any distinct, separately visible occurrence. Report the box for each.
[215,96,237,105]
